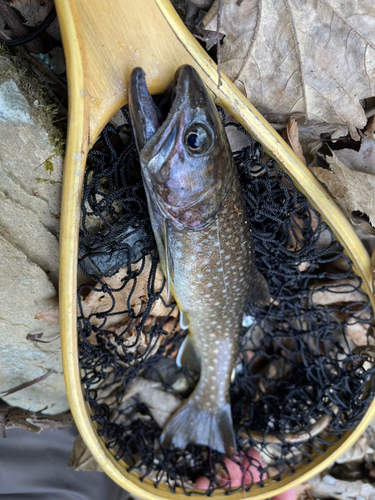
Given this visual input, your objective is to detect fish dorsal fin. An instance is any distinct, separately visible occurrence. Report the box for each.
[176,334,200,373]
[163,219,174,302]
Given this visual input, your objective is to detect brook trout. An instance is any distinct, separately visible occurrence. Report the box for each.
[129,65,269,454]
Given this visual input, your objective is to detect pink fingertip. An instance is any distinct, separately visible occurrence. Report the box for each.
[195,476,211,490]
[271,486,298,500]
[242,449,266,484]
[219,457,243,487]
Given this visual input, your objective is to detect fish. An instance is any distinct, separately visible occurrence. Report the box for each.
[128,65,270,454]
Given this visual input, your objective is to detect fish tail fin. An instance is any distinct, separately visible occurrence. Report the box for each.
[160,397,236,454]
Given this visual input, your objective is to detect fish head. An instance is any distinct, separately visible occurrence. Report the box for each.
[129,65,235,229]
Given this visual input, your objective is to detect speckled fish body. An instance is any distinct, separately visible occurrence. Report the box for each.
[129,65,269,454]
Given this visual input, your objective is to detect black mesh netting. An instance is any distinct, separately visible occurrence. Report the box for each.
[77,105,375,494]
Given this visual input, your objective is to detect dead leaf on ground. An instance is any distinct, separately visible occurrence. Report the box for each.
[9,0,51,26]
[120,377,183,428]
[365,116,375,139]
[308,473,375,500]
[282,117,306,165]
[35,304,59,324]
[298,122,348,166]
[311,153,375,234]
[310,278,371,346]
[334,135,375,176]
[202,0,375,127]
[68,434,102,472]
[287,207,318,251]
[81,255,177,330]
[340,310,372,346]
[310,278,366,307]
[9,0,61,39]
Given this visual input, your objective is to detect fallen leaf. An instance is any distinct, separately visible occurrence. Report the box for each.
[310,278,366,307]
[35,304,59,324]
[81,255,177,330]
[343,310,372,346]
[298,122,348,166]
[9,0,61,40]
[202,0,375,127]
[68,434,102,472]
[9,0,53,27]
[308,473,375,500]
[334,135,375,176]
[311,153,375,232]
[282,117,306,165]
[287,207,318,251]
[120,377,183,428]
[365,116,375,139]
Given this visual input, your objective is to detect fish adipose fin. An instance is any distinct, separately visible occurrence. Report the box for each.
[160,399,236,454]
[176,333,200,372]
[249,268,270,308]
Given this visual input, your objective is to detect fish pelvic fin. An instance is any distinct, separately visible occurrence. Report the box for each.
[160,397,236,455]
[176,333,200,373]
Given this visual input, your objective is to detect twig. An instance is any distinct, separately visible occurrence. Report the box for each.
[216,0,223,88]
[0,0,43,53]
[0,406,74,438]
[241,411,333,445]
[1,369,55,397]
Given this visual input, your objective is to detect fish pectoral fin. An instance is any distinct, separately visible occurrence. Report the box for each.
[163,219,174,302]
[161,399,236,455]
[179,311,189,330]
[249,268,270,308]
[176,334,200,373]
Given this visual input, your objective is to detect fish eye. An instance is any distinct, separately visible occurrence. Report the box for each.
[184,123,212,155]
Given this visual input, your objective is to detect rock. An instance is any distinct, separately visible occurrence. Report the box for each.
[0,236,68,413]
[0,55,68,413]
[308,474,375,500]
[0,57,63,289]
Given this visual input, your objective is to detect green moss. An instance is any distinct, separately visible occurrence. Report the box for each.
[36,177,56,186]
[43,158,54,174]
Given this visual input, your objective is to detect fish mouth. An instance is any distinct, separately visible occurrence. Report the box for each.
[129,65,205,154]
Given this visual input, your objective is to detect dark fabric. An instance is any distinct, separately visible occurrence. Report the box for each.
[0,427,129,499]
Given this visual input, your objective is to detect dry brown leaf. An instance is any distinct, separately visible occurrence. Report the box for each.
[120,378,182,428]
[344,311,371,346]
[365,115,375,139]
[287,208,318,251]
[282,117,306,165]
[68,434,102,472]
[334,135,375,175]
[81,255,177,330]
[298,122,348,166]
[9,0,53,27]
[311,153,375,232]
[35,304,59,324]
[308,473,375,500]
[9,0,61,40]
[310,278,365,306]
[203,0,375,127]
